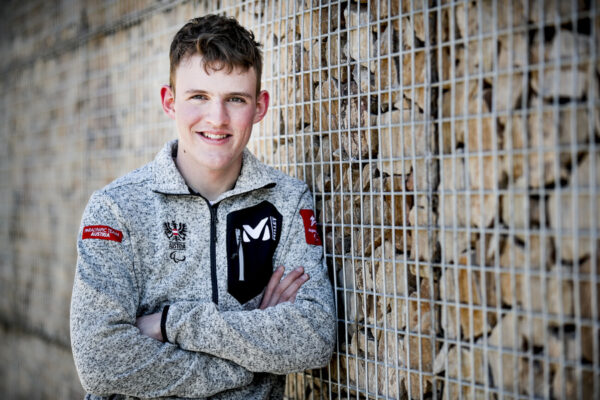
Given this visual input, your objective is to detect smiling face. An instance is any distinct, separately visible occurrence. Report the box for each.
[161,54,269,186]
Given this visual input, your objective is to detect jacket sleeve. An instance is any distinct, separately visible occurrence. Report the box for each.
[70,191,253,398]
[164,187,336,375]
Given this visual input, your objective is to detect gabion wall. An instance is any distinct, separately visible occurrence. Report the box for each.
[1,1,598,399]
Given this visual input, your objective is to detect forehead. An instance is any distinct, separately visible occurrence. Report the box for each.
[175,54,257,93]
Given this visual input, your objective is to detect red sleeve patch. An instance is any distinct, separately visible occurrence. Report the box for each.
[299,209,322,246]
[82,225,123,242]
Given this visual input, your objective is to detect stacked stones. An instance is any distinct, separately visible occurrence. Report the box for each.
[241,1,600,399]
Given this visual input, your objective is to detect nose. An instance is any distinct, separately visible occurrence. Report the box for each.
[205,100,229,127]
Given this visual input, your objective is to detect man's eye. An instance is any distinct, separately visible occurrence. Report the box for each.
[191,94,207,100]
[229,97,246,103]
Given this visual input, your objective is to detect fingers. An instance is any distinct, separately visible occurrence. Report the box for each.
[266,267,304,308]
[260,266,285,309]
[278,272,309,304]
[260,266,309,309]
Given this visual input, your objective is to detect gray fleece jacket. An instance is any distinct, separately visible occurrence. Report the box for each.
[70,140,335,400]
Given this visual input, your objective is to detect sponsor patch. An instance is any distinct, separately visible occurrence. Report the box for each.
[82,225,123,242]
[299,209,322,246]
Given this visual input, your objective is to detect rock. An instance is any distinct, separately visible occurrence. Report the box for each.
[579,256,600,321]
[440,258,497,340]
[337,258,365,323]
[503,99,591,188]
[440,231,473,265]
[297,7,334,39]
[548,153,600,262]
[340,97,378,132]
[343,6,373,64]
[402,49,428,110]
[357,174,407,228]
[408,195,438,262]
[492,72,526,112]
[530,30,593,99]
[552,367,595,400]
[441,82,495,154]
[501,193,542,238]
[403,335,435,399]
[440,192,498,230]
[370,24,393,73]
[439,345,488,400]
[407,282,436,335]
[350,327,377,359]
[530,0,589,25]
[352,226,406,256]
[346,354,380,395]
[383,297,408,333]
[500,233,549,269]
[412,158,440,192]
[488,314,530,395]
[500,263,573,317]
[370,0,399,21]
[376,240,409,292]
[352,65,372,94]
[456,0,528,38]
[498,32,529,69]
[377,106,434,176]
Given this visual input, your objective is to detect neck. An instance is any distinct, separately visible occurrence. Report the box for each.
[175,149,242,202]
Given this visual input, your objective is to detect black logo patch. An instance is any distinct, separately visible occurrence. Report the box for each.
[227,201,282,304]
[164,221,187,262]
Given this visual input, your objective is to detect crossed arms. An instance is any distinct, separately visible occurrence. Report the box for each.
[136,265,309,341]
[70,190,335,398]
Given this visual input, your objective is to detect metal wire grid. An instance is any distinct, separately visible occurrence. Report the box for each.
[241,0,600,399]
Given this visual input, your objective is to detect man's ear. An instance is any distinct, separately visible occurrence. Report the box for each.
[161,85,176,120]
[253,90,270,124]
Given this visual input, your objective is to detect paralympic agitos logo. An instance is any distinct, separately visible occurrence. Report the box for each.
[164,221,187,262]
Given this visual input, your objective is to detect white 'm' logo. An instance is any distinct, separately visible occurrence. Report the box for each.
[242,217,271,242]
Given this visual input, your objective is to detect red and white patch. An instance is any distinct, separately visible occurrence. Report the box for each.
[82,225,123,243]
[299,209,322,246]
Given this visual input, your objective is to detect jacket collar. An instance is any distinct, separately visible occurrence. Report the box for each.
[151,140,276,199]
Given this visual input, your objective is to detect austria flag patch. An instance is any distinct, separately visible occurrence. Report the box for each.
[299,209,322,246]
[82,225,123,242]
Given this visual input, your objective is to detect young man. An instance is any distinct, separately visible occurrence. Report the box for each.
[70,15,335,400]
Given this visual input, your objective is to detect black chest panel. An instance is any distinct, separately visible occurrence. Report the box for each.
[226,201,283,304]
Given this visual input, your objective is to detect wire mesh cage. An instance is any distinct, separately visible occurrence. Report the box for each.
[239,0,600,399]
[1,0,598,398]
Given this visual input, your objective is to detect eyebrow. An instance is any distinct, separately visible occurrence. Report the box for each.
[184,89,253,99]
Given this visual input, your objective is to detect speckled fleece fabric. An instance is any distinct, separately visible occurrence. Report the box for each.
[70,140,335,400]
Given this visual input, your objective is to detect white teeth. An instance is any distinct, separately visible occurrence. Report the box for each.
[201,132,228,139]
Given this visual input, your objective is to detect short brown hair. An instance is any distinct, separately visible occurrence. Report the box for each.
[169,14,263,95]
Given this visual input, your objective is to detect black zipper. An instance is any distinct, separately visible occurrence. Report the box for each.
[208,202,219,305]
[183,182,276,306]
[186,189,220,306]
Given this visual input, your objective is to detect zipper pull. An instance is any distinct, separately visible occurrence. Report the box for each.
[236,228,245,281]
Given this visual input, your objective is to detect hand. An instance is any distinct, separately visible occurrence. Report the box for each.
[136,312,163,341]
[260,266,309,310]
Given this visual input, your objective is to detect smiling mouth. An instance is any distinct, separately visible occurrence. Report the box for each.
[199,132,230,140]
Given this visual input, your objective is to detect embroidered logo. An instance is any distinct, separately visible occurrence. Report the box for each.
[164,221,187,250]
[234,216,279,281]
[241,216,277,242]
[82,225,123,242]
[226,201,282,304]
[170,252,186,263]
[299,209,322,246]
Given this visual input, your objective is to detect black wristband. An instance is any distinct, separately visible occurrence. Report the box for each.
[160,305,170,343]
